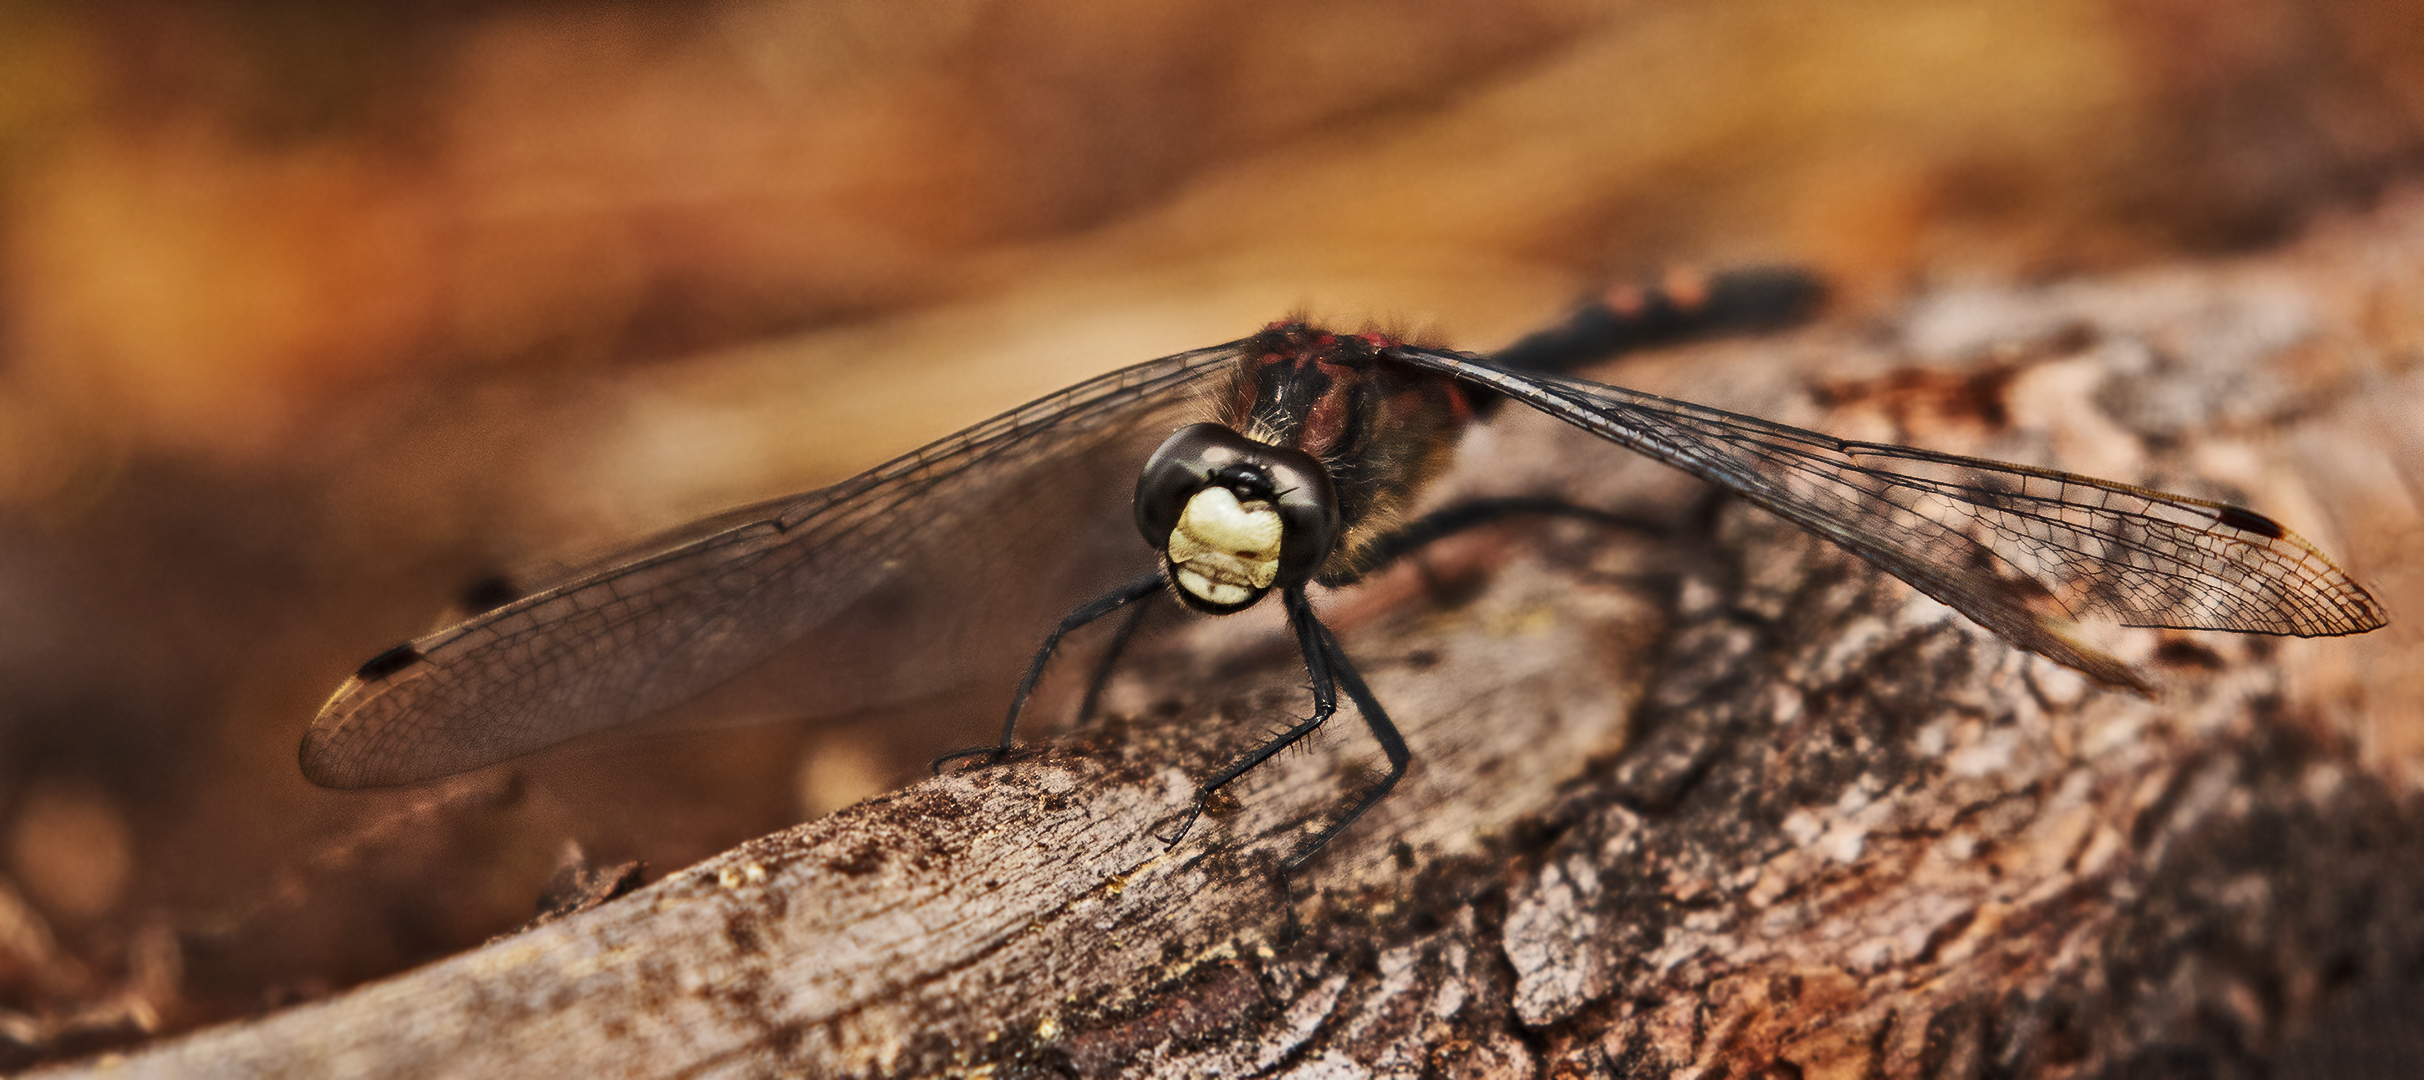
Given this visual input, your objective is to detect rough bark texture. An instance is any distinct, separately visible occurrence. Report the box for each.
[34,198,2424,1080]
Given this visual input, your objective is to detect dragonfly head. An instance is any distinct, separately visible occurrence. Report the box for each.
[1136,423,1341,614]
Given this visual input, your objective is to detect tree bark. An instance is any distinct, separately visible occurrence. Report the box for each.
[36,196,2424,1080]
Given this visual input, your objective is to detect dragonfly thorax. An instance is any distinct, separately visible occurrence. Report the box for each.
[1135,423,1341,614]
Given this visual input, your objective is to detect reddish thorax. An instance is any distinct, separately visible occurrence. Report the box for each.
[1213,322,1484,579]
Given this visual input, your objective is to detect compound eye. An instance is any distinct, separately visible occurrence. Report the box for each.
[1257,452,1342,588]
[1135,424,1242,547]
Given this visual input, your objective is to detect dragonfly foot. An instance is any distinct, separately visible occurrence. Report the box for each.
[930,744,1014,775]
[1156,797,1209,846]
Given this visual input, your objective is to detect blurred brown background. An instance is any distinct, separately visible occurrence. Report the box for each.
[0,0,2420,1063]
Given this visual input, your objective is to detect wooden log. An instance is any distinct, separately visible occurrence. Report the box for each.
[39,195,2424,1080]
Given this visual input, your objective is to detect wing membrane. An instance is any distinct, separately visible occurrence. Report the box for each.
[303,341,1242,787]
[1394,346,2387,689]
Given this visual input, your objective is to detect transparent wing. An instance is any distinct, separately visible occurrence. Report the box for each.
[1394,347,2387,689]
[302,341,1244,788]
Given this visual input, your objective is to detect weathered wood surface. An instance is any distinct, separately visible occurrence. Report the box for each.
[39,199,2424,1079]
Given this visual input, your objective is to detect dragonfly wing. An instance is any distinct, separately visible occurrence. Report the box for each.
[303,341,1242,788]
[1393,346,2387,689]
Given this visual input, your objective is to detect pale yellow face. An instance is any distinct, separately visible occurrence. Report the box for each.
[1163,486,1283,607]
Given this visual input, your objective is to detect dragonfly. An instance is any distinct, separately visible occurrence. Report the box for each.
[301,271,2387,868]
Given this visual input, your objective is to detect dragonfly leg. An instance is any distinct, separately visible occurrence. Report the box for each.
[1158,587,1338,846]
[932,570,1164,773]
[1325,496,1668,588]
[1284,617,1408,873]
[1075,596,1157,726]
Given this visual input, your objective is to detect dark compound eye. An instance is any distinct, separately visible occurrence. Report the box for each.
[1134,424,1233,547]
[1135,423,1342,612]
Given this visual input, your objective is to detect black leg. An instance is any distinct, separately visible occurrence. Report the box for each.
[1322,495,1670,588]
[1283,617,1409,873]
[933,570,1165,773]
[1155,588,1415,870]
[1075,594,1157,726]
[1157,587,1338,846]
[1154,500,1664,861]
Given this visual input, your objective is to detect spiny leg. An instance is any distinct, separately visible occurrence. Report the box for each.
[1075,594,1158,726]
[1286,501,1652,868]
[1283,618,1408,873]
[1157,586,1338,846]
[933,570,1165,773]
[1186,503,1651,864]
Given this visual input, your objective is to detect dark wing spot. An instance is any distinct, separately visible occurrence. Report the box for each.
[355,643,425,680]
[2213,505,2287,540]
[457,573,526,613]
